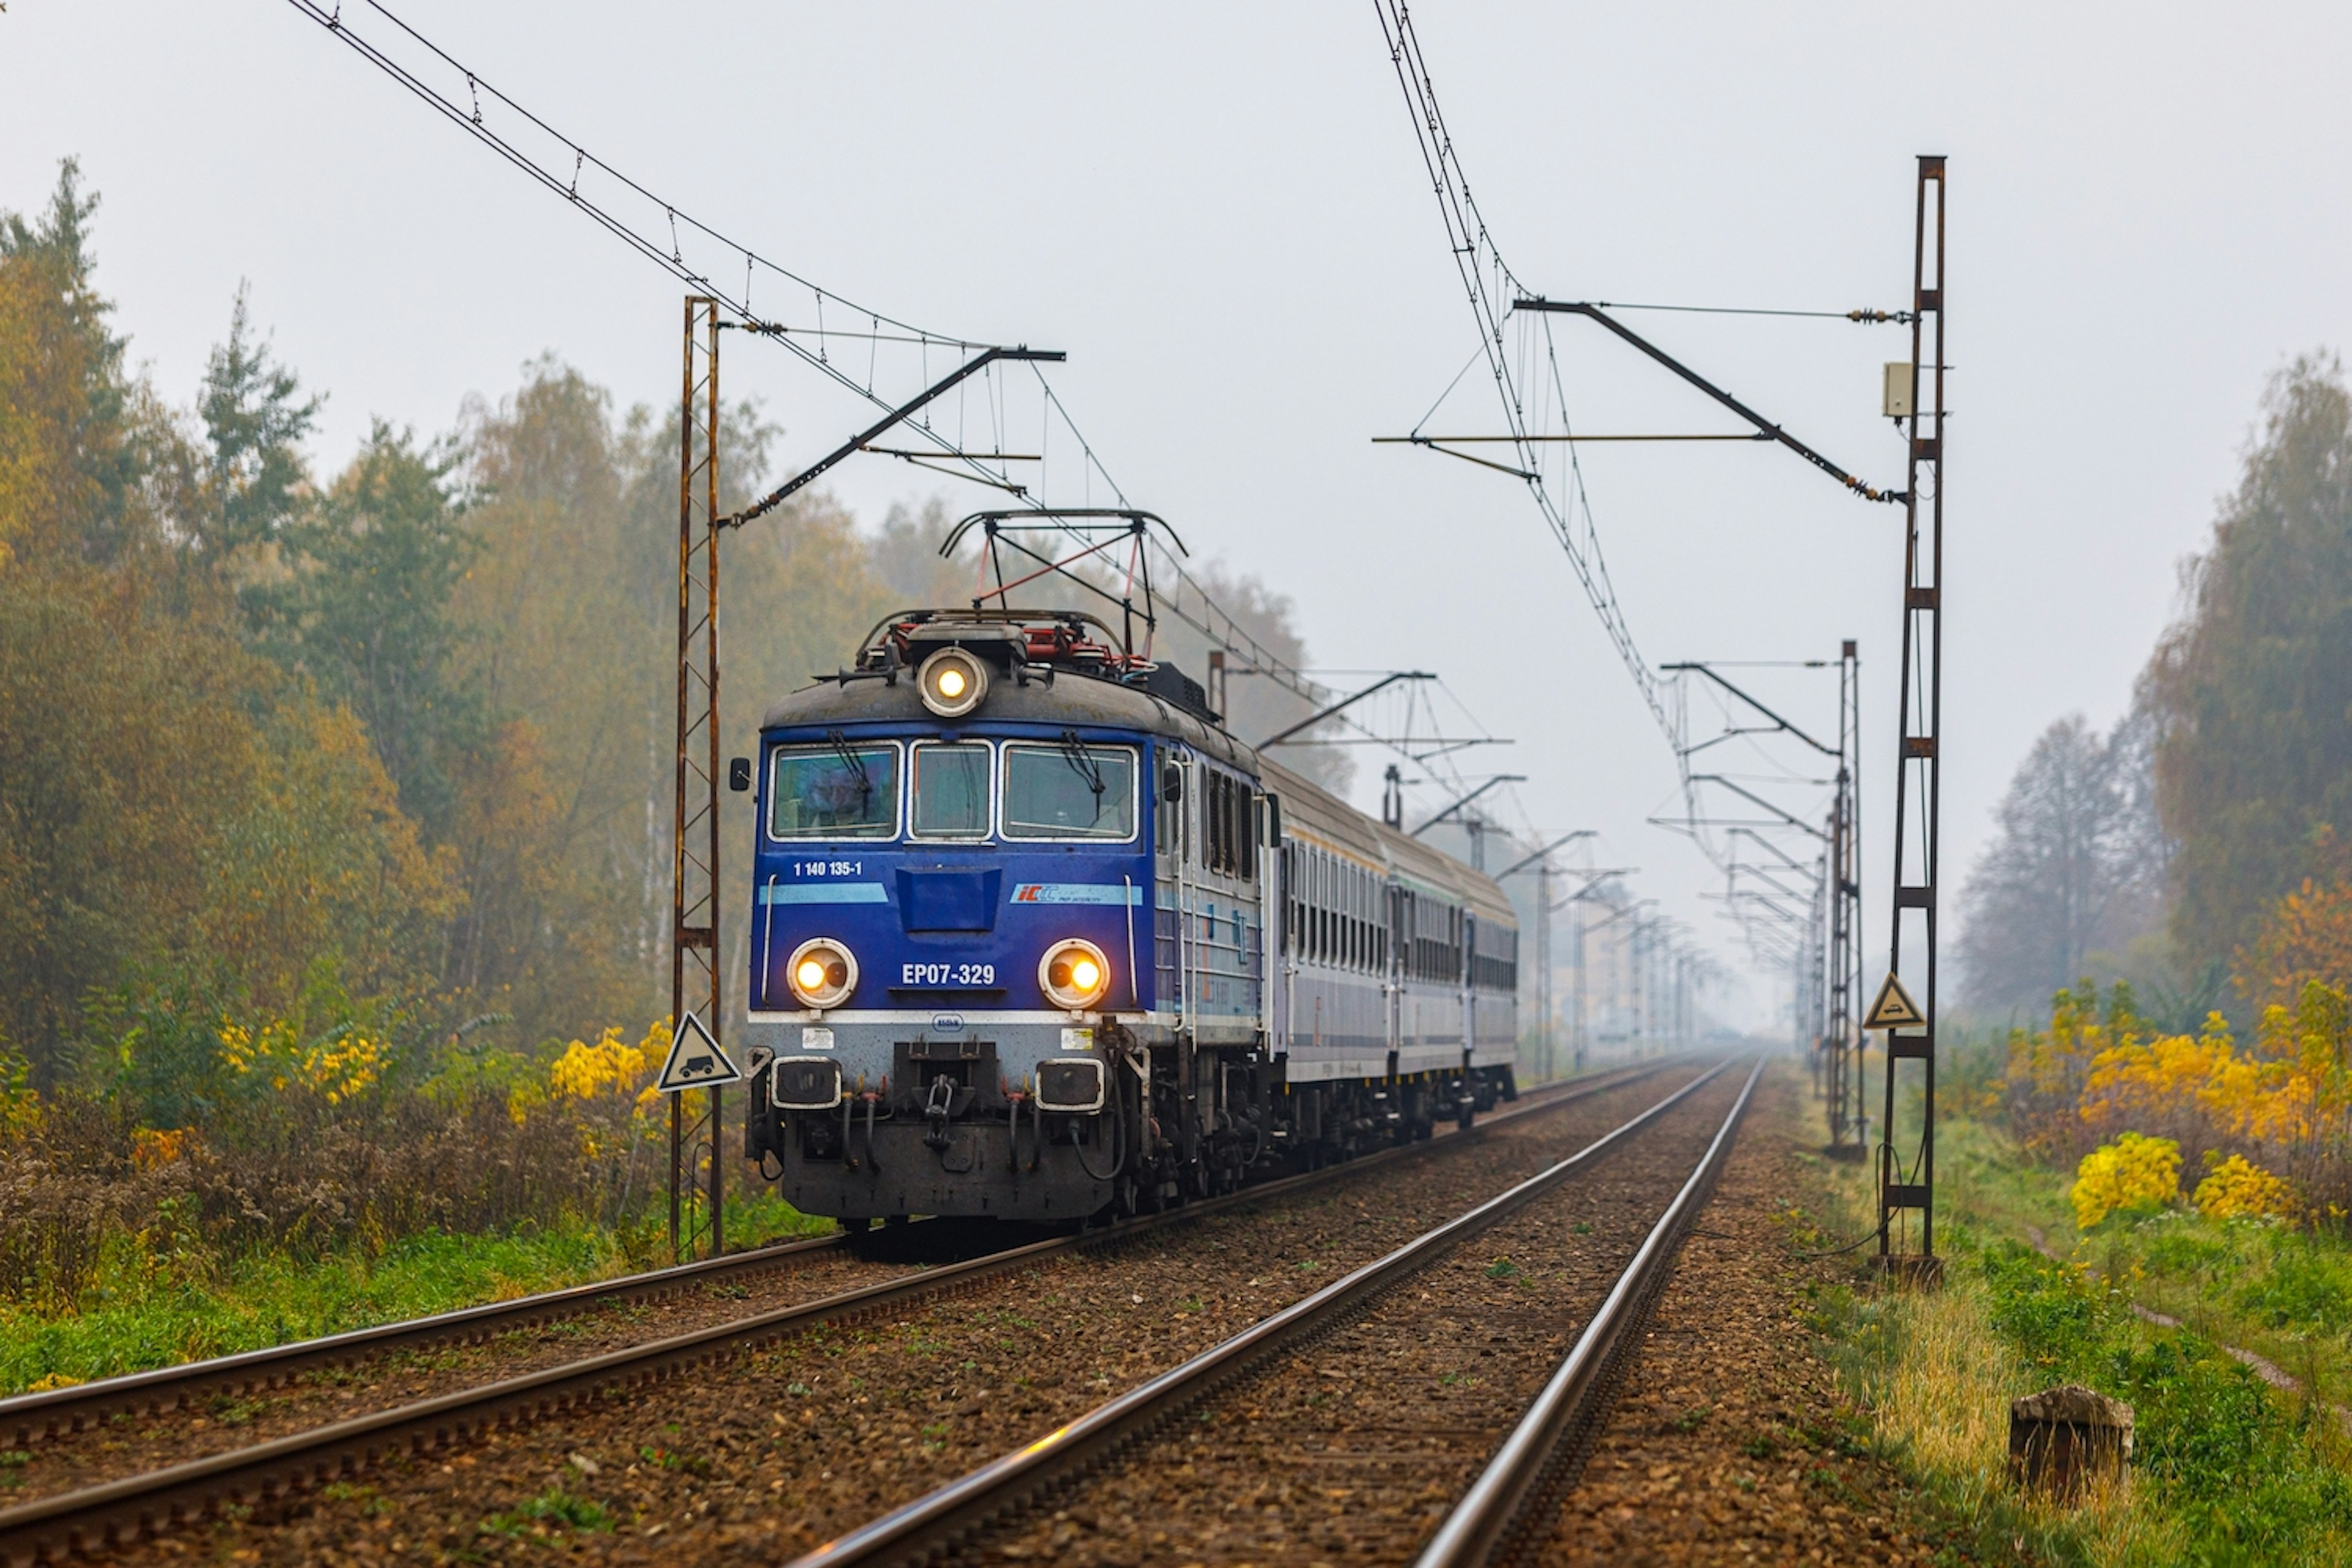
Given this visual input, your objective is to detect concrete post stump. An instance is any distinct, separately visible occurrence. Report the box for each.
[2009,1384,2133,1499]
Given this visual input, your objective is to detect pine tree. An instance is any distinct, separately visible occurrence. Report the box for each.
[0,159,141,565]
[195,282,320,562]
[274,425,484,837]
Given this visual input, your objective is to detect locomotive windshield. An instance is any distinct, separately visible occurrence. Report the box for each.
[1000,742,1136,840]
[910,741,991,837]
[768,742,900,838]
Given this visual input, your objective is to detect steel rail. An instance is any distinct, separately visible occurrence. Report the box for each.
[0,1231,848,1446]
[0,1231,849,1446]
[782,1058,1741,1568]
[1412,1054,1766,1568]
[0,1063,1668,1566]
[1,1063,1653,1446]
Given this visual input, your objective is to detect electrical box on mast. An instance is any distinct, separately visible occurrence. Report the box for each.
[1882,362,1915,418]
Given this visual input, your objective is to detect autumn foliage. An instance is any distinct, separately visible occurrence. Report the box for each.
[2007,971,2352,1226]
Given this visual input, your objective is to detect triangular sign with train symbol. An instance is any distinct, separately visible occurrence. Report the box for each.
[1863,972,1926,1031]
[656,1010,743,1093]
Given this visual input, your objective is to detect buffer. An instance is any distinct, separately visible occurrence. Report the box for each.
[1863,972,1926,1031]
[657,1011,743,1092]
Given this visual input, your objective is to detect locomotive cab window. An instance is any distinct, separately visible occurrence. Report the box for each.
[1001,742,1137,840]
[769,741,900,839]
[911,741,991,838]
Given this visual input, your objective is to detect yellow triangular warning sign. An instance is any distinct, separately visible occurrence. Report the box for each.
[1863,973,1926,1030]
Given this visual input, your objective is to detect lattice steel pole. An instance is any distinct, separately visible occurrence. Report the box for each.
[671,296,724,1263]
[1826,639,1863,1153]
[1570,897,1587,1072]
[1878,158,1947,1273]
[1536,862,1552,1081]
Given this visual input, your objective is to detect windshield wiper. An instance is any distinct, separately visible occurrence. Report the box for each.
[1056,729,1106,801]
[826,728,873,807]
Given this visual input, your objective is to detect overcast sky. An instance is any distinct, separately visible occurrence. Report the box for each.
[8,2,2347,1027]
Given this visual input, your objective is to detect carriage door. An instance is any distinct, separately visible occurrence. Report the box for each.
[1385,883,1404,1062]
[1258,791,1283,1049]
[1155,746,1192,1028]
[1460,911,1476,1065]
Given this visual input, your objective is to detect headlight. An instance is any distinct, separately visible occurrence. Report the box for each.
[918,647,988,718]
[1039,938,1111,1011]
[786,937,858,1009]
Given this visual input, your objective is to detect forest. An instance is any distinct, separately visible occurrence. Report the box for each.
[0,163,1332,1375]
[1953,347,2352,1209]
[1960,352,2352,1027]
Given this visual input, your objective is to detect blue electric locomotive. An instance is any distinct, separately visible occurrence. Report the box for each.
[740,606,1518,1224]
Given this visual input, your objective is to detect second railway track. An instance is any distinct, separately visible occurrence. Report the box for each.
[0,1060,1681,1565]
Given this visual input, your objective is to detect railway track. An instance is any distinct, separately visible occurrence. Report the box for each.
[0,1230,853,1447]
[1415,1055,1763,1567]
[782,1055,1757,1567]
[0,1060,1676,1565]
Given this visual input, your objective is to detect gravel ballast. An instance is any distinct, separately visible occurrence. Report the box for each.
[1532,1061,1945,1565]
[948,1066,1747,1566]
[81,1066,1705,1565]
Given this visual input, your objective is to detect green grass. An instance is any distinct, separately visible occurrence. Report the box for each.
[726,1188,836,1250]
[1978,1235,2352,1561]
[1934,1114,2352,1423]
[0,1198,834,1396]
[1792,1088,2352,1567]
[480,1486,615,1538]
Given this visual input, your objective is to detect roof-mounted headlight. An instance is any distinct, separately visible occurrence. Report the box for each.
[918,647,988,718]
[1039,938,1111,1011]
[787,938,858,1010]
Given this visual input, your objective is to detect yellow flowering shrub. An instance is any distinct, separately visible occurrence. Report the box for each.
[508,1020,671,1131]
[2003,984,2122,1153]
[2079,1012,2249,1133]
[549,1023,666,1106]
[217,1019,387,1105]
[2013,977,2352,1222]
[2194,1154,2296,1220]
[2072,1132,2181,1229]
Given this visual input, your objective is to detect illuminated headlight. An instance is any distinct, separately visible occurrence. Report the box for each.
[1039,938,1110,1011]
[786,937,858,1009]
[918,647,988,718]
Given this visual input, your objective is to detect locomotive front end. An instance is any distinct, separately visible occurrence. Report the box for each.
[744,614,1158,1224]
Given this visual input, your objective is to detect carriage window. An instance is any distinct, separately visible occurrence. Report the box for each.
[769,742,900,839]
[1206,772,1227,872]
[1239,789,1256,880]
[911,742,991,837]
[1001,742,1137,840]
